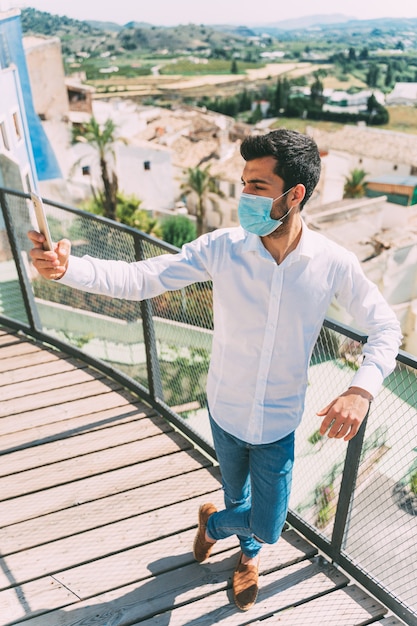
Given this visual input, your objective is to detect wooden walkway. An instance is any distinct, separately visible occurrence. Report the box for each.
[0,326,406,626]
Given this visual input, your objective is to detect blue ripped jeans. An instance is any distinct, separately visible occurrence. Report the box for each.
[206,412,295,559]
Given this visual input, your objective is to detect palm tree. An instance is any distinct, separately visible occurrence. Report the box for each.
[72,117,126,221]
[343,168,368,199]
[180,165,224,237]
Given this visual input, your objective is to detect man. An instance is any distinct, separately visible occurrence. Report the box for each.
[28,129,402,612]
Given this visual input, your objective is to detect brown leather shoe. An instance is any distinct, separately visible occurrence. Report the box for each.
[233,552,259,611]
[193,503,217,562]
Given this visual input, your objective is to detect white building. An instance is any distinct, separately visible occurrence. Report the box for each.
[23,35,69,122]
[0,10,37,193]
[323,89,385,114]
[308,124,417,204]
[0,64,36,192]
[66,130,175,214]
[304,196,417,356]
[386,83,417,106]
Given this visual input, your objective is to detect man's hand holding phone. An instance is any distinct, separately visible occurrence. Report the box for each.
[28,230,71,280]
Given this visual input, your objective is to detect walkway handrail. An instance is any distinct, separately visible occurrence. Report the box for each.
[1,187,416,625]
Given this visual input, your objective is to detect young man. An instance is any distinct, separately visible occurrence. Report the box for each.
[28,129,402,612]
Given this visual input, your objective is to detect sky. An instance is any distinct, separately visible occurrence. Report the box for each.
[2,0,417,27]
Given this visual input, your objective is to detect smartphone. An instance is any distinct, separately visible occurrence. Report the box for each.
[31,192,54,251]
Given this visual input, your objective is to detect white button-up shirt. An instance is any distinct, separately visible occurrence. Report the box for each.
[60,222,402,445]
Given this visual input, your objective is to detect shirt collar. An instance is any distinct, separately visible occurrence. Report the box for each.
[240,218,315,261]
[297,218,316,260]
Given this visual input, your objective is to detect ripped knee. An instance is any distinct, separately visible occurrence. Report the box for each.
[252,529,282,545]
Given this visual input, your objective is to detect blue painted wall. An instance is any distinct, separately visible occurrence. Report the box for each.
[0,11,62,181]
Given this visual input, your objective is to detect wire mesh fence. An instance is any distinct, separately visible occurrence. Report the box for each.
[1,188,416,624]
[291,323,417,622]
[0,192,29,325]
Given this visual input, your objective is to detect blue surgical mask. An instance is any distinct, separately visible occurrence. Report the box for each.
[238,187,294,236]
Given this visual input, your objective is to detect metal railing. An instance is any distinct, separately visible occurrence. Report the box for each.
[1,187,416,625]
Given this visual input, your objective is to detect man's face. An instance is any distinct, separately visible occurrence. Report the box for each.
[241,156,290,223]
[241,156,283,197]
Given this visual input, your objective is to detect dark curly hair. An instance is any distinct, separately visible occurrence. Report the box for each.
[240,129,321,210]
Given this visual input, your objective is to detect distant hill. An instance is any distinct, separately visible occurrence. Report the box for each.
[259,13,355,30]
[20,7,99,36]
[85,20,123,33]
[20,8,245,55]
[325,16,417,30]
[20,8,417,57]
[85,20,158,32]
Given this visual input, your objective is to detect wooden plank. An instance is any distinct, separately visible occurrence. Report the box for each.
[134,557,349,626]
[0,430,192,500]
[0,414,172,477]
[77,546,237,619]
[3,546,234,626]
[0,347,60,373]
[0,356,84,387]
[0,467,221,555]
[57,528,315,601]
[0,389,142,437]
[258,584,387,624]
[0,333,19,346]
[0,577,79,624]
[1,448,211,526]
[1,367,104,402]
[0,377,123,418]
[0,341,41,361]
[0,496,315,594]
[0,493,227,589]
[8,529,316,625]
[0,402,155,453]
[61,529,237,598]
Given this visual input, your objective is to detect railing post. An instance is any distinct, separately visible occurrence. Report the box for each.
[134,236,164,401]
[330,409,369,558]
[0,189,42,331]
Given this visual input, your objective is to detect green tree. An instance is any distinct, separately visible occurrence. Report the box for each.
[80,192,162,237]
[366,95,389,125]
[367,93,379,114]
[115,194,161,237]
[230,59,239,74]
[72,117,126,222]
[161,215,197,247]
[274,77,290,114]
[366,63,380,88]
[238,89,253,113]
[310,71,325,108]
[249,102,263,124]
[385,61,394,88]
[222,96,239,117]
[348,47,356,61]
[343,169,368,199]
[180,165,224,237]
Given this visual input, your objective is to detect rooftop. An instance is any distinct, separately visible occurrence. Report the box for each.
[308,125,417,167]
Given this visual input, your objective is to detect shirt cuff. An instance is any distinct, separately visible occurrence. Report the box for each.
[58,255,93,289]
[349,362,384,400]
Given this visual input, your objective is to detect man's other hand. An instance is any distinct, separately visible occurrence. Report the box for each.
[316,386,372,441]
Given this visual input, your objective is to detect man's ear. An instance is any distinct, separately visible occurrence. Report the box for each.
[291,183,306,206]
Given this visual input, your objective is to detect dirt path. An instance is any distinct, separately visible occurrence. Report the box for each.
[92,62,320,99]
